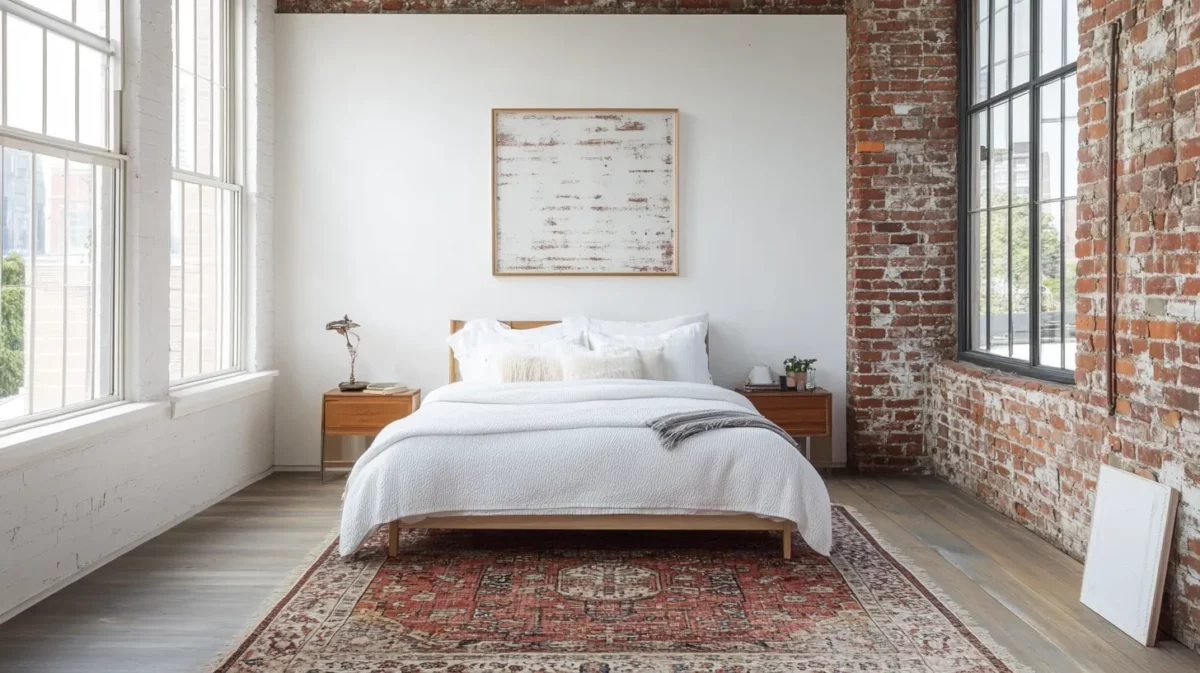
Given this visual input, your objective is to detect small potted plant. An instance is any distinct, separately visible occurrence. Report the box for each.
[783,357,817,390]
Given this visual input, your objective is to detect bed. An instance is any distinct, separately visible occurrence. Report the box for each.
[339,320,832,560]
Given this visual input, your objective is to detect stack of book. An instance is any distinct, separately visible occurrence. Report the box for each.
[742,383,782,392]
[363,382,410,395]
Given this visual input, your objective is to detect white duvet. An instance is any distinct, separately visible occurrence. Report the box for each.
[339,380,833,557]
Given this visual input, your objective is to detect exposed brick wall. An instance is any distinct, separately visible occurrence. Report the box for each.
[277,0,845,14]
[845,0,959,472]
[927,0,1200,648]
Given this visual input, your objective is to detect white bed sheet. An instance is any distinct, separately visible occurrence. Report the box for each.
[339,380,832,556]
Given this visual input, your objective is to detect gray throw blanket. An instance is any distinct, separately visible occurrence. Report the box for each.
[647,410,799,451]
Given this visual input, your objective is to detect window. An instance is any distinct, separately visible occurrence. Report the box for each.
[961,0,1079,380]
[0,1,121,428]
[171,0,239,382]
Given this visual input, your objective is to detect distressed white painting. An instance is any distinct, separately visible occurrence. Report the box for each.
[493,109,678,275]
[1080,464,1179,646]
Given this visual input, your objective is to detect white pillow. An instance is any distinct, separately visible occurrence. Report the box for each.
[563,313,708,338]
[561,348,645,381]
[498,351,564,383]
[448,320,583,382]
[588,322,711,384]
[460,340,586,383]
[633,346,667,381]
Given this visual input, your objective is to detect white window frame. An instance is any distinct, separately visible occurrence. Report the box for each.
[169,0,243,387]
[0,0,125,435]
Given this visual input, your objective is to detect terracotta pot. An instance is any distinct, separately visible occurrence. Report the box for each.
[794,371,809,390]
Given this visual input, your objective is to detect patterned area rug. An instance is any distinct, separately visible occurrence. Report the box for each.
[211,505,1030,672]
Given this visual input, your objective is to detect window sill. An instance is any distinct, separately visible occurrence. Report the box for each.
[956,351,1077,386]
[0,401,169,473]
[169,371,279,419]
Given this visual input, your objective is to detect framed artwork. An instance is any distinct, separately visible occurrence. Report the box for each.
[492,108,679,276]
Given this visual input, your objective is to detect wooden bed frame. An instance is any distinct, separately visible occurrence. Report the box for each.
[381,319,795,559]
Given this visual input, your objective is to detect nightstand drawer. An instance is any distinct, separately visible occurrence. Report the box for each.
[744,393,831,437]
[324,395,416,435]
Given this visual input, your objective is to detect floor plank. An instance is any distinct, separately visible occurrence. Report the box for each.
[0,473,1196,673]
[842,477,1178,673]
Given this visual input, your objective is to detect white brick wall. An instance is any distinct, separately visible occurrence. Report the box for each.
[0,395,273,616]
[0,0,275,620]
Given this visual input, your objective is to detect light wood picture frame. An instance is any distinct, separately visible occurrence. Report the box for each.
[492,108,680,276]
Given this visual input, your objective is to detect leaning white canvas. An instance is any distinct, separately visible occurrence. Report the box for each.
[1080,464,1179,646]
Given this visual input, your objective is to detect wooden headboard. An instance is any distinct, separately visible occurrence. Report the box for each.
[449,320,560,382]
[448,319,709,383]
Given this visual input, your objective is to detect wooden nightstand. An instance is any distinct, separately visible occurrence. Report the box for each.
[737,387,832,463]
[321,389,421,482]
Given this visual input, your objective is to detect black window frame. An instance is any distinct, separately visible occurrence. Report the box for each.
[956,0,1078,384]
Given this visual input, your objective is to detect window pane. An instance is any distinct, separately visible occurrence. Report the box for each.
[0,16,4,116]
[1012,0,1030,86]
[0,149,33,424]
[179,0,195,75]
[212,0,224,85]
[213,85,225,178]
[975,12,990,103]
[988,208,1010,357]
[46,33,76,142]
[1012,93,1030,204]
[970,110,988,211]
[78,45,108,148]
[178,71,195,172]
[1066,0,1079,65]
[200,186,218,371]
[63,161,93,406]
[31,154,66,413]
[197,78,212,176]
[27,0,71,23]
[1038,202,1065,368]
[1039,79,1063,200]
[197,0,212,81]
[169,181,183,381]
[1064,74,1078,198]
[182,182,200,377]
[992,0,1010,95]
[1010,205,1031,362]
[77,0,108,38]
[7,17,44,134]
[0,150,116,422]
[221,189,235,366]
[1062,199,1078,370]
[991,101,1010,207]
[970,212,988,350]
[170,179,235,380]
[1040,0,1064,73]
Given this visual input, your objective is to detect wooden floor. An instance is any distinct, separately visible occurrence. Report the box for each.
[0,473,1197,673]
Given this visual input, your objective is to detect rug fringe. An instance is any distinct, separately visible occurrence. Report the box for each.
[837,504,1038,673]
[201,526,341,673]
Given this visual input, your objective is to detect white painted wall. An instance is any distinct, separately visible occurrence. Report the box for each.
[0,0,276,620]
[0,395,274,619]
[274,15,848,465]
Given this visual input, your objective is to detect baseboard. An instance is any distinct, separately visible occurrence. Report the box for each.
[0,466,276,625]
[272,464,319,472]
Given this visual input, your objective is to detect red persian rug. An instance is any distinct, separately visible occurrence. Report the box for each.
[211,506,1030,673]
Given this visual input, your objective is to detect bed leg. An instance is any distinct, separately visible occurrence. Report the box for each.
[782,526,792,560]
[388,521,399,558]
